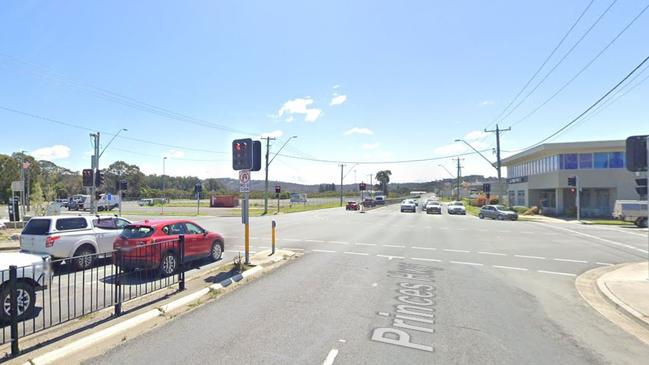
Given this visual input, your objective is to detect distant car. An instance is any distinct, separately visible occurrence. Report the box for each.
[20,216,131,270]
[138,199,154,206]
[425,202,442,214]
[113,220,224,276]
[68,194,90,211]
[346,201,360,211]
[479,205,518,221]
[447,201,466,215]
[55,198,69,208]
[374,196,386,205]
[0,253,52,322]
[363,199,376,208]
[400,200,416,213]
[613,200,648,228]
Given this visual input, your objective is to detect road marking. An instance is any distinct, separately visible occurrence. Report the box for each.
[412,246,437,251]
[355,242,376,246]
[322,349,339,365]
[383,244,405,248]
[328,241,349,245]
[493,265,528,271]
[514,255,546,260]
[344,251,369,256]
[450,261,483,266]
[537,270,577,277]
[596,262,614,266]
[443,249,470,253]
[411,257,443,262]
[544,225,649,254]
[497,230,511,233]
[305,239,325,243]
[284,248,305,251]
[553,258,588,264]
[377,254,405,260]
[313,249,336,253]
[478,251,506,256]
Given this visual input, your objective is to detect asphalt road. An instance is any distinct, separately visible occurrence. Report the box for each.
[70,203,649,364]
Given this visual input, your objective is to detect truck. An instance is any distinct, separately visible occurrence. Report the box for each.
[612,200,648,228]
[68,194,120,211]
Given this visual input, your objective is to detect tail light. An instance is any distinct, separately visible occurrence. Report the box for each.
[45,235,60,247]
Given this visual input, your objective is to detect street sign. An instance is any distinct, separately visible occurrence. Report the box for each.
[107,193,112,202]
[239,169,251,193]
[11,181,23,192]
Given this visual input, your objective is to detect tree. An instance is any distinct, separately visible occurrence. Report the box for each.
[105,161,145,197]
[30,181,45,215]
[375,170,392,195]
[0,154,20,202]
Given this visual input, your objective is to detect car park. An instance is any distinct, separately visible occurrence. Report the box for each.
[400,199,416,213]
[113,219,224,276]
[20,216,131,270]
[447,201,467,215]
[425,201,442,214]
[345,201,360,211]
[479,205,518,221]
[0,252,52,322]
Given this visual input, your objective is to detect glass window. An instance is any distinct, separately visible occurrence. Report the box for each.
[121,225,154,239]
[116,219,130,229]
[162,223,186,235]
[559,154,564,169]
[594,152,608,168]
[609,151,624,168]
[56,218,88,231]
[184,222,204,234]
[564,154,578,169]
[578,153,592,169]
[93,218,116,230]
[23,219,51,235]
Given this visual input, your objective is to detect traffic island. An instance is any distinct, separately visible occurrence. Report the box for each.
[7,249,298,365]
[576,262,649,346]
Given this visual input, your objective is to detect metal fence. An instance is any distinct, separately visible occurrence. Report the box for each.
[0,236,188,357]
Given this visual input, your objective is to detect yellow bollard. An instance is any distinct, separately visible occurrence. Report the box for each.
[271,220,276,255]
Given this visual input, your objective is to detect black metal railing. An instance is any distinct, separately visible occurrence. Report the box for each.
[0,235,187,357]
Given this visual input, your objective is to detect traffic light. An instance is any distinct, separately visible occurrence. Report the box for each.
[252,140,262,172]
[626,135,648,172]
[82,169,94,187]
[636,178,648,197]
[119,180,128,191]
[275,185,281,194]
[194,183,203,194]
[95,170,104,187]
[232,139,253,170]
[359,182,367,191]
[568,176,577,187]
[483,183,491,193]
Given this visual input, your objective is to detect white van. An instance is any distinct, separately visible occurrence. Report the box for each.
[612,200,648,227]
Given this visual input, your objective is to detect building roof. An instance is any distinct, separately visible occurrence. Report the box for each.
[501,139,625,166]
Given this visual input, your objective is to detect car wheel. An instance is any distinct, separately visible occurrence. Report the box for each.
[479,213,484,219]
[210,241,223,262]
[497,214,504,221]
[73,245,96,271]
[0,281,36,323]
[636,217,648,228]
[159,251,179,276]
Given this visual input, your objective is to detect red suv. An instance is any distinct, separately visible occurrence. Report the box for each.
[113,219,224,276]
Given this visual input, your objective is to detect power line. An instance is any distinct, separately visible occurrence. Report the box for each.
[486,0,597,129]
[509,2,649,127]
[271,149,494,165]
[522,54,649,150]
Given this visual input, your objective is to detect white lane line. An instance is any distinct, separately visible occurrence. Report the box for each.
[377,254,405,260]
[498,230,511,233]
[355,242,376,246]
[383,244,405,248]
[313,249,336,253]
[553,258,588,264]
[450,261,483,266]
[344,251,369,256]
[411,257,443,263]
[305,239,325,243]
[443,249,470,253]
[478,251,507,256]
[544,225,648,254]
[284,248,305,251]
[537,270,577,277]
[412,246,437,251]
[493,265,528,271]
[328,241,349,245]
[322,349,339,365]
[514,255,546,260]
[596,262,614,266]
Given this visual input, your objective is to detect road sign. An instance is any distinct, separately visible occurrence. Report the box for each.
[107,193,112,201]
[11,181,23,192]
[239,169,251,193]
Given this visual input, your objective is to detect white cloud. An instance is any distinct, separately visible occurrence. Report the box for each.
[362,142,380,150]
[464,130,488,141]
[31,145,71,160]
[479,100,494,106]
[278,97,323,122]
[333,84,341,89]
[163,149,185,158]
[261,130,284,139]
[330,94,347,106]
[344,127,374,136]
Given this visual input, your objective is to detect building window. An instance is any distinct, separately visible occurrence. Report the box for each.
[579,153,593,169]
[517,190,525,206]
[609,151,624,168]
[564,153,578,169]
[594,152,608,168]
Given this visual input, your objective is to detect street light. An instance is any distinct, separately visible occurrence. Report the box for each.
[437,164,455,178]
[454,138,503,203]
[264,135,298,214]
[100,128,128,158]
[454,139,495,168]
[162,157,167,215]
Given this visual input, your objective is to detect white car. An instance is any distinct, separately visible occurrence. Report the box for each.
[400,200,417,213]
[20,216,131,270]
[447,201,467,215]
[0,252,51,322]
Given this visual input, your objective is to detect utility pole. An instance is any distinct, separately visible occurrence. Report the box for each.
[90,132,100,215]
[452,157,464,201]
[484,124,511,204]
[262,136,276,215]
[339,164,345,206]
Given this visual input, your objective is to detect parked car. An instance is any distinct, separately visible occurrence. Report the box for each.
[138,198,154,206]
[613,200,648,228]
[400,200,416,213]
[0,252,52,322]
[68,194,90,211]
[113,220,224,276]
[97,193,121,211]
[479,205,518,221]
[20,216,131,270]
[346,201,360,211]
[447,201,467,215]
[375,196,386,205]
[54,198,69,208]
[425,201,442,214]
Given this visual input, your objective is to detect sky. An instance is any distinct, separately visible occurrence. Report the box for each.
[0,0,648,184]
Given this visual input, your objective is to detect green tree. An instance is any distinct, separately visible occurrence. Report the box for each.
[30,181,45,215]
[0,154,20,202]
[375,170,392,195]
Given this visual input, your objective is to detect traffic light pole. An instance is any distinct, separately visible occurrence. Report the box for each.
[339,164,345,207]
[90,132,100,215]
[576,176,581,222]
[485,124,511,204]
[262,137,275,215]
[646,137,649,279]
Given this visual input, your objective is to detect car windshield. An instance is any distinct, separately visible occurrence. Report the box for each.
[121,225,155,239]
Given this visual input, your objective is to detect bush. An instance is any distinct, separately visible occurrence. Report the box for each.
[471,195,488,207]
[489,197,499,205]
